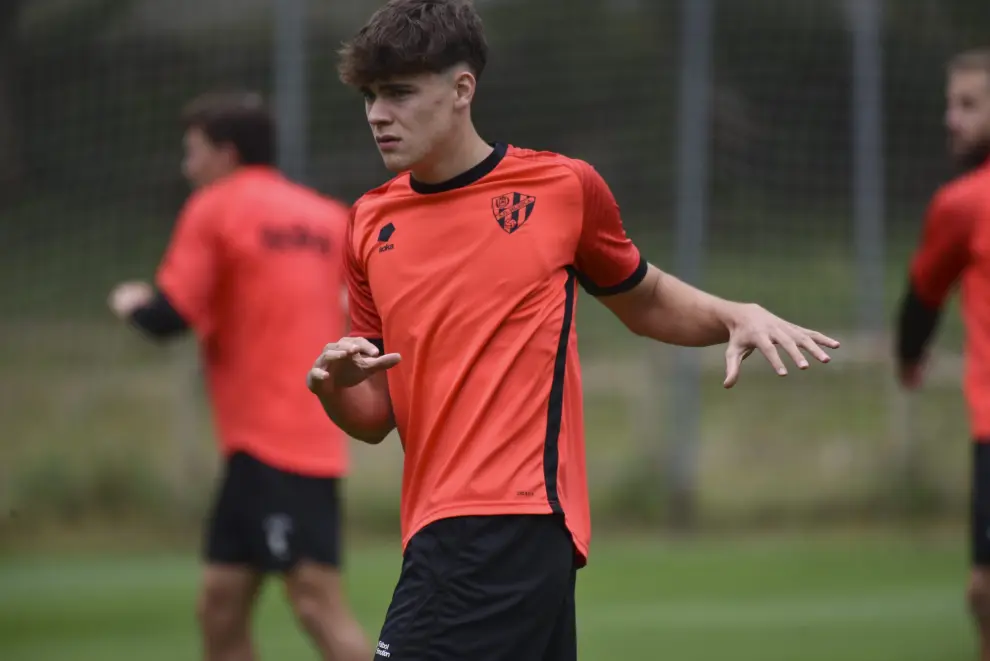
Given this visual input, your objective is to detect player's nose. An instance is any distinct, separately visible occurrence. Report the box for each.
[366,99,392,126]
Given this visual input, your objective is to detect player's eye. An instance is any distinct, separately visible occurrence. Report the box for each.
[384,87,413,100]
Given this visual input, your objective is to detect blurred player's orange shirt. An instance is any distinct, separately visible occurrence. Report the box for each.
[346,144,646,563]
[157,166,350,476]
[910,159,990,439]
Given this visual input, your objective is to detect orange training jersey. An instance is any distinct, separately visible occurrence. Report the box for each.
[346,143,646,563]
[909,159,990,439]
[157,166,350,476]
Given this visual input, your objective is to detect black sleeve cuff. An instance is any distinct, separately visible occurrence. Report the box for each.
[129,291,190,340]
[895,280,941,365]
[574,256,649,297]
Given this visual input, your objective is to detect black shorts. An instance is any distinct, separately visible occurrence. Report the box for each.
[204,451,342,572]
[973,443,990,566]
[375,514,577,661]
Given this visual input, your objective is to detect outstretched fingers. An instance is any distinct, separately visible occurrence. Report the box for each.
[756,337,788,377]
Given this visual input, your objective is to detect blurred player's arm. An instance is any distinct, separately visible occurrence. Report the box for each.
[109,187,228,342]
[895,190,971,388]
[110,192,220,343]
[109,280,189,341]
[571,161,837,387]
[121,286,189,340]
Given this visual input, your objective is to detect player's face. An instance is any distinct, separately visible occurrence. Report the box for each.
[181,127,237,188]
[945,69,990,168]
[363,69,474,174]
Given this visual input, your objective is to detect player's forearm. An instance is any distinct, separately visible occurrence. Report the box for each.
[895,280,942,366]
[629,269,738,347]
[316,380,395,444]
[129,291,189,341]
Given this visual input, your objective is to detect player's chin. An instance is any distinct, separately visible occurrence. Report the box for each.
[378,151,412,173]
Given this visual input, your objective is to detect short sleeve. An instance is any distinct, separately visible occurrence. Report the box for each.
[345,208,384,349]
[572,161,648,296]
[909,188,973,308]
[155,192,220,337]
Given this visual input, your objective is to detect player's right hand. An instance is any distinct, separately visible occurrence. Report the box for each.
[898,360,926,390]
[307,337,401,393]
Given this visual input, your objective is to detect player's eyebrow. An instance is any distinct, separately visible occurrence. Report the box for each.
[378,82,417,94]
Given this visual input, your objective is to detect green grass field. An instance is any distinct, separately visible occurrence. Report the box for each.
[0,532,973,661]
[0,213,978,659]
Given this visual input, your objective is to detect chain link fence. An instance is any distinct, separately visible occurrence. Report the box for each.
[1,0,985,543]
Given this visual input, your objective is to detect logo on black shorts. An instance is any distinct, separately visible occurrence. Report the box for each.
[263,513,293,561]
[491,193,536,234]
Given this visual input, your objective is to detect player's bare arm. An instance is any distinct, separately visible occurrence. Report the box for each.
[307,337,400,444]
[599,263,840,388]
[894,189,972,390]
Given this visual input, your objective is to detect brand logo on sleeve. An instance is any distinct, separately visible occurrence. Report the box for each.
[491,192,536,234]
[377,222,396,253]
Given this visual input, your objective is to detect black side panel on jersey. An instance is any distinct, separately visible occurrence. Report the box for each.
[543,270,577,514]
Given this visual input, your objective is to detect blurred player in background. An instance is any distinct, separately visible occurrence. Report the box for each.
[306,2,840,659]
[108,91,369,661]
[896,48,990,661]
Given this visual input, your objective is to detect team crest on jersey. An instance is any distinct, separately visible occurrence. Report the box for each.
[491,192,536,234]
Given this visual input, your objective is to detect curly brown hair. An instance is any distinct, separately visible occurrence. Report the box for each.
[338,0,488,88]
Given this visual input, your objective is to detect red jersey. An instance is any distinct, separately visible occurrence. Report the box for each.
[909,159,990,439]
[345,143,646,563]
[157,166,351,476]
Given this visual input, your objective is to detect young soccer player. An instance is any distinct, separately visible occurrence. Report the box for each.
[108,91,370,661]
[895,49,990,661]
[308,2,840,659]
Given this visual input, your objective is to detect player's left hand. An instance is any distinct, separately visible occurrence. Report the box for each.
[722,303,840,389]
[108,281,154,319]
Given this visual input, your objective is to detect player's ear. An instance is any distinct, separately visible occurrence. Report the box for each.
[452,69,476,109]
[218,142,241,171]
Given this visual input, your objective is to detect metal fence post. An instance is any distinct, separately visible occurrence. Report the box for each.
[849,0,885,340]
[273,0,308,184]
[664,0,714,530]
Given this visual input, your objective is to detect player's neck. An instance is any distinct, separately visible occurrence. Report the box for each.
[411,128,493,185]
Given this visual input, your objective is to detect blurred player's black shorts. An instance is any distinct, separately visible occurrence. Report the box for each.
[204,451,342,572]
[972,442,990,566]
[375,513,577,661]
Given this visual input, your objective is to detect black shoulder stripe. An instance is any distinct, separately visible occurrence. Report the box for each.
[575,257,648,297]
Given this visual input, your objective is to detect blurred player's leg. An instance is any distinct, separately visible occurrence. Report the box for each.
[970,443,990,660]
[197,565,263,661]
[285,561,370,661]
[245,456,370,660]
[968,569,990,661]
